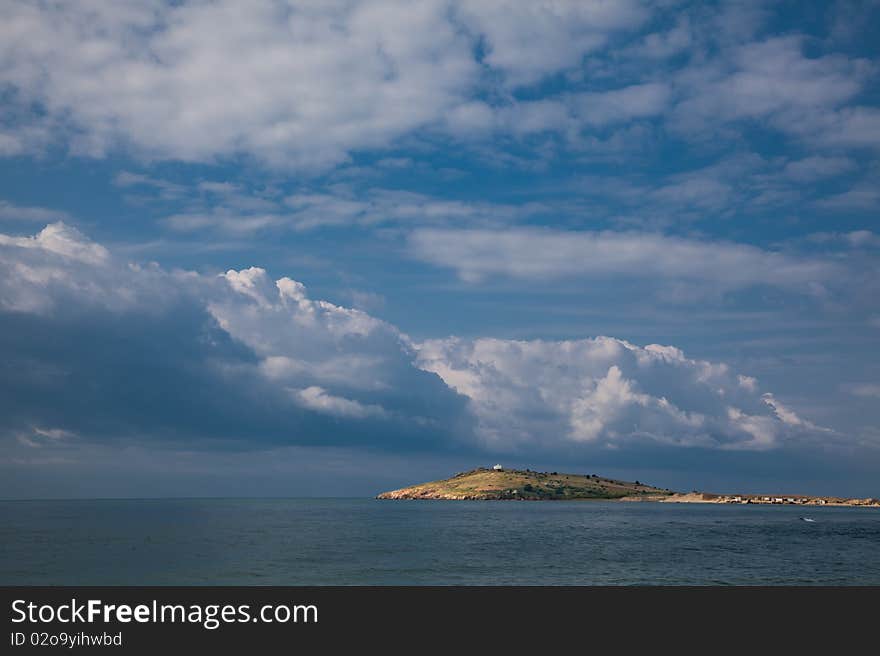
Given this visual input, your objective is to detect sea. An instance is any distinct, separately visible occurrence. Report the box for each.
[2,498,878,585]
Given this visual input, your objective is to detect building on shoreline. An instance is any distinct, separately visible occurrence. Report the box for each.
[711,494,879,506]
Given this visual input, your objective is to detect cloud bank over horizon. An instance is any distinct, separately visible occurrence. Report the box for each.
[0,222,838,462]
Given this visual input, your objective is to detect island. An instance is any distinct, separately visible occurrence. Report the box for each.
[377,466,672,500]
[377,466,880,506]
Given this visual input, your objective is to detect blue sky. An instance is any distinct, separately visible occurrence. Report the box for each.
[1,0,879,497]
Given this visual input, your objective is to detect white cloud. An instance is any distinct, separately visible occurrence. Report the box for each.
[159,184,534,233]
[0,0,651,169]
[444,83,670,138]
[566,151,863,228]
[575,83,671,126]
[16,427,77,449]
[293,386,388,419]
[32,427,76,440]
[671,35,875,148]
[782,156,856,182]
[207,266,456,427]
[737,375,758,392]
[802,106,880,150]
[0,1,479,169]
[165,211,287,234]
[808,230,880,249]
[408,227,838,294]
[850,384,880,399]
[626,15,692,59]
[415,336,824,451]
[0,223,108,264]
[282,189,531,230]
[114,171,186,200]
[761,393,830,437]
[0,200,70,223]
[0,119,53,157]
[210,266,393,369]
[816,184,880,212]
[651,176,733,211]
[455,0,648,88]
[0,222,184,313]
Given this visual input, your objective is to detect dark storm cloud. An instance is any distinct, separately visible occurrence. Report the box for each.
[0,224,474,452]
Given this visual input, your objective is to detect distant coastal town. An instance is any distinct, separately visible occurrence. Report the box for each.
[662,492,880,507]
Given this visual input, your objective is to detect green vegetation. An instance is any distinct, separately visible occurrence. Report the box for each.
[377,467,673,501]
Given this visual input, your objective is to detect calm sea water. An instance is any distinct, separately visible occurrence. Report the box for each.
[2,498,878,585]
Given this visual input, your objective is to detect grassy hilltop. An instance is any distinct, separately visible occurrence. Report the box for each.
[377,467,673,501]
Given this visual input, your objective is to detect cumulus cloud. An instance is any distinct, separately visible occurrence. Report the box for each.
[0,222,182,313]
[0,222,470,449]
[0,222,832,456]
[416,336,827,452]
[209,265,411,397]
[0,223,108,264]
[0,223,113,312]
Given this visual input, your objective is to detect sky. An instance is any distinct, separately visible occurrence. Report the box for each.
[1,0,879,498]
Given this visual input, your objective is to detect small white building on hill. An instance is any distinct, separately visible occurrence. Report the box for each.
[493,464,503,471]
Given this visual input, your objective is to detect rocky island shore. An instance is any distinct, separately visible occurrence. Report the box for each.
[377,466,880,506]
[377,467,672,500]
